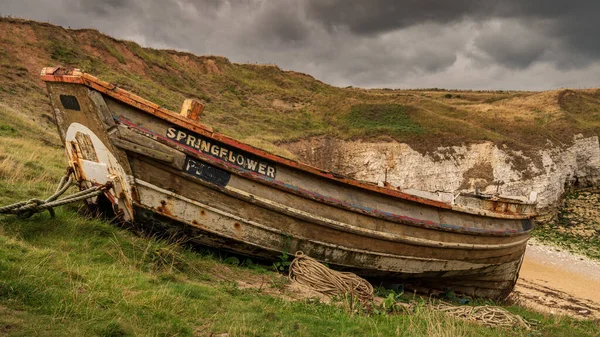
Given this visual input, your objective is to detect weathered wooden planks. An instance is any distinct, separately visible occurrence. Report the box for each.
[40,67,538,299]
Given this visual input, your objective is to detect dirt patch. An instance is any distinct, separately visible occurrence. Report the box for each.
[280,136,347,173]
[115,43,147,75]
[204,59,221,74]
[558,89,578,109]
[204,260,336,304]
[235,277,332,303]
[511,241,600,320]
[458,161,495,190]
[1,21,45,85]
[505,151,537,180]
[75,31,147,75]
[170,54,204,74]
[0,304,25,333]
[511,279,600,320]
[272,99,302,111]
[169,54,226,74]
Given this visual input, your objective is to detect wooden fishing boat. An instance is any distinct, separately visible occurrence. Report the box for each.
[41,67,536,299]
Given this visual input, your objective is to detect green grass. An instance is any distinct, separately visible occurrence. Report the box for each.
[0,124,17,136]
[341,104,424,138]
[533,222,600,260]
[0,209,597,337]
[49,42,81,64]
[93,39,126,64]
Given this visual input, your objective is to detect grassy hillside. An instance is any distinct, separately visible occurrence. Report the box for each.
[2,17,600,159]
[0,104,598,336]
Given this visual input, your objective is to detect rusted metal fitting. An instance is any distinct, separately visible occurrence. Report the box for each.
[180,99,204,122]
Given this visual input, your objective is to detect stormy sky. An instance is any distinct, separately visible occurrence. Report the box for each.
[3,0,600,90]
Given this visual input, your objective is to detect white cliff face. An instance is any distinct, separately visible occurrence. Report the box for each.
[284,135,600,212]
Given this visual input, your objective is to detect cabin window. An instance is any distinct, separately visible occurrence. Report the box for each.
[59,95,81,111]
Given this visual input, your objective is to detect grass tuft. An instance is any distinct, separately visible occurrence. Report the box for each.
[0,124,17,136]
[93,39,126,64]
[341,104,424,138]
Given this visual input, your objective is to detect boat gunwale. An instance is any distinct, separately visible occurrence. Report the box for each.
[40,67,537,220]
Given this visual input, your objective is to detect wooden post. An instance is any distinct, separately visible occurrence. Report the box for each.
[180,99,204,122]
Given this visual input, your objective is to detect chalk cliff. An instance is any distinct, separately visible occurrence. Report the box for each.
[283,135,600,215]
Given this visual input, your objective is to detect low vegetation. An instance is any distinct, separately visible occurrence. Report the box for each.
[534,222,600,261]
[533,189,600,260]
[341,104,424,138]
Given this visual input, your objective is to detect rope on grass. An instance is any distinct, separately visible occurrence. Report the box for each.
[288,251,373,303]
[0,168,109,218]
[429,302,531,329]
[288,252,531,329]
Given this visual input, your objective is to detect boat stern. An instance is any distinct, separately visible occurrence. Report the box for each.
[41,67,135,220]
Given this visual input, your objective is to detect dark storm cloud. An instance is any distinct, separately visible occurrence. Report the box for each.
[75,0,137,16]
[249,2,310,43]
[3,0,600,89]
[469,20,552,69]
[304,0,581,34]
[305,0,487,34]
[305,0,600,70]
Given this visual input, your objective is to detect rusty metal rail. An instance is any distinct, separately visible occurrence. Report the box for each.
[0,168,110,218]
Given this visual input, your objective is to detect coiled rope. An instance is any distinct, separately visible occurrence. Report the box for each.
[0,168,109,218]
[288,251,374,304]
[430,302,531,329]
[288,251,530,329]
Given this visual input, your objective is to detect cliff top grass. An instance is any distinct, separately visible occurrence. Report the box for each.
[2,17,600,160]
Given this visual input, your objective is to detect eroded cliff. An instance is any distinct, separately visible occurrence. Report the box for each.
[283,134,600,215]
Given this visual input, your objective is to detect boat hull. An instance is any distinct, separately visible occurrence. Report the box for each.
[131,157,525,299]
[41,68,535,299]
